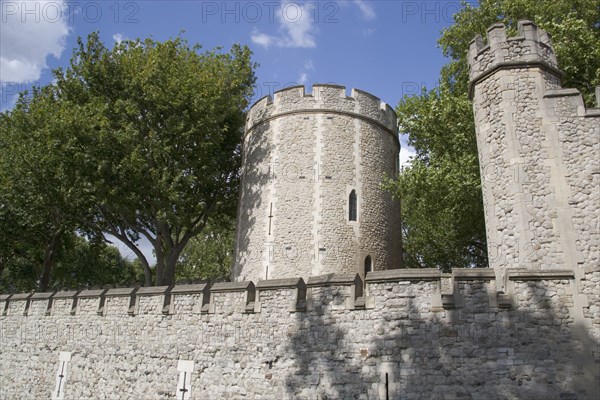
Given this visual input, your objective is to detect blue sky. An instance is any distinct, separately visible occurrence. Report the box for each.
[1,0,468,261]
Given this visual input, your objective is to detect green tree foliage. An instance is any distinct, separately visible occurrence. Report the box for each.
[0,33,256,288]
[55,34,255,286]
[0,235,138,293]
[439,0,600,101]
[177,218,235,282]
[51,236,141,290]
[0,87,84,291]
[389,0,599,270]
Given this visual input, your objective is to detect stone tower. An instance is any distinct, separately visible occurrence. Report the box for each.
[232,84,402,282]
[468,21,600,291]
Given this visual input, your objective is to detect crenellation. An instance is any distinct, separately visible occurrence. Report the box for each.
[1,270,584,318]
[74,289,104,317]
[256,278,306,313]
[209,281,255,314]
[135,286,170,315]
[104,287,136,316]
[0,269,597,398]
[468,20,561,98]
[29,291,54,316]
[170,283,210,314]
[236,83,401,283]
[52,296,76,316]
[6,292,31,316]
[1,20,598,398]
[306,273,363,311]
[245,83,398,136]
[0,293,10,315]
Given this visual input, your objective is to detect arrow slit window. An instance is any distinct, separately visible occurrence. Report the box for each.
[349,190,357,221]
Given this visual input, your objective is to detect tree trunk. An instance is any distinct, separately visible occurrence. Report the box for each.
[139,257,153,287]
[107,231,154,286]
[163,234,194,286]
[38,233,61,292]
[155,244,165,286]
[164,251,180,286]
[121,242,153,286]
[39,256,54,292]
[125,245,152,286]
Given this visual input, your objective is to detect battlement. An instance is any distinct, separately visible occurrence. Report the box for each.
[246,84,398,136]
[468,20,561,96]
[0,268,584,318]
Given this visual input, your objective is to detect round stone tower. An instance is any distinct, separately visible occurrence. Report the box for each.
[232,84,402,282]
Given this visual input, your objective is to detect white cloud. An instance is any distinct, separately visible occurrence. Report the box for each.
[0,0,70,84]
[113,33,125,44]
[362,28,375,37]
[353,0,376,20]
[251,1,317,49]
[400,146,416,168]
[250,30,275,48]
[296,59,314,85]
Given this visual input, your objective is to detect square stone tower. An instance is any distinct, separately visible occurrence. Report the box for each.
[468,21,600,300]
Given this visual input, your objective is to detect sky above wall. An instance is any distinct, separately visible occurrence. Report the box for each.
[1,0,469,261]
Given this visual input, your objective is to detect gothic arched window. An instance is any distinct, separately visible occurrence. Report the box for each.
[349,190,357,221]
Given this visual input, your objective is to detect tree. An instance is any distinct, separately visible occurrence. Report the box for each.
[389,0,599,270]
[51,237,141,290]
[0,87,84,291]
[177,218,235,282]
[0,33,256,288]
[51,33,256,286]
[388,89,486,270]
[0,234,138,293]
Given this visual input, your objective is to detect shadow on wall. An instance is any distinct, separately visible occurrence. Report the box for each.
[282,279,599,399]
[232,121,271,281]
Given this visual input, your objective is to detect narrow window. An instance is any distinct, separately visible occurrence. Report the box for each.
[349,190,357,221]
[364,255,372,274]
[385,372,389,400]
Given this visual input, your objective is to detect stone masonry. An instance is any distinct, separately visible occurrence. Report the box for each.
[0,20,598,399]
[0,268,598,399]
[468,21,600,346]
[233,84,402,283]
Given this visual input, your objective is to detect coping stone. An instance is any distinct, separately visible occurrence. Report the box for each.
[171,283,210,295]
[507,269,575,280]
[307,274,361,287]
[136,286,170,296]
[8,293,33,301]
[452,268,496,280]
[53,290,79,299]
[256,278,305,290]
[30,292,55,300]
[211,281,255,293]
[77,289,107,298]
[105,287,137,297]
[365,269,441,282]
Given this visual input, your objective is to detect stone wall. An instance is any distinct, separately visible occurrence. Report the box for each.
[233,84,402,283]
[468,21,600,345]
[1,20,598,400]
[1,269,598,399]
